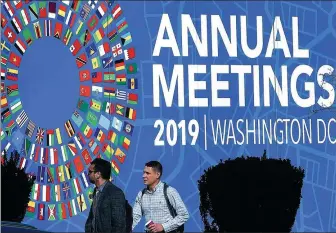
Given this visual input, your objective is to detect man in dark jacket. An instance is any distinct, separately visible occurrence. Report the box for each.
[85,158,126,233]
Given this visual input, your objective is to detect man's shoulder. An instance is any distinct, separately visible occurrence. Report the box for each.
[105,182,125,196]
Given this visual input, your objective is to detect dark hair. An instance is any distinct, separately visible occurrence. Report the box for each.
[2,150,36,222]
[145,161,163,178]
[91,158,111,180]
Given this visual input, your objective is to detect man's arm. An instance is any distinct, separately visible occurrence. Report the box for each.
[162,187,189,233]
[132,191,143,230]
[110,188,126,233]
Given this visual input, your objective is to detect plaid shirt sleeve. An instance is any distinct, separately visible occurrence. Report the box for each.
[162,187,189,232]
[132,190,143,230]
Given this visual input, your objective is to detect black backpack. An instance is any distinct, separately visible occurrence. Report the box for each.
[125,200,133,233]
[141,182,184,233]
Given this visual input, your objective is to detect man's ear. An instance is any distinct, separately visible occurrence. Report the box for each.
[156,172,161,179]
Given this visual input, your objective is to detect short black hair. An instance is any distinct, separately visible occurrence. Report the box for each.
[91,158,111,180]
[145,161,163,178]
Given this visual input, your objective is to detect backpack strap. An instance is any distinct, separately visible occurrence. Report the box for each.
[163,182,176,217]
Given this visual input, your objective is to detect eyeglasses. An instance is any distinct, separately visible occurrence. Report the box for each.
[88,170,97,174]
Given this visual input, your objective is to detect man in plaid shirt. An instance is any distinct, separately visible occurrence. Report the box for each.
[132,161,189,233]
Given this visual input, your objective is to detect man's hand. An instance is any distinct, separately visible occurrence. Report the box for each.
[148,223,164,233]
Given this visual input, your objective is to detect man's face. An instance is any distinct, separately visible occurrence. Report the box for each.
[88,164,98,184]
[143,166,160,186]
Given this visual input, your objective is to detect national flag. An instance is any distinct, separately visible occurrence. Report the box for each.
[98,115,110,130]
[126,63,138,74]
[77,99,89,113]
[112,43,122,57]
[43,19,51,36]
[9,52,21,67]
[80,85,90,97]
[107,29,118,43]
[6,68,18,81]
[63,28,72,45]
[1,96,8,108]
[73,156,84,173]
[3,2,14,18]
[77,194,87,212]
[47,167,55,183]
[74,133,83,150]
[1,13,8,28]
[120,32,132,46]
[58,203,67,220]
[111,117,122,132]
[123,121,134,136]
[74,19,84,35]
[102,56,113,69]
[108,130,118,144]
[112,4,122,19]
[1,54,8,66]
[124,47,136,60]
[85,42,97,57]
[48,2,56,19]
[65,9,76,27]
[72,110,83,127]
[71,0,81,12]
[80,172,89,188]
[104,87,115,99]
[64,120,75,137]
[1,68,5,80]
[24,138,31,155]
[116,74,126,85]
[103,101,114,115]
[5,120,16,136]
[14,38,26,55]
[31,182,42,206]
[2,142,11,155]
[61,145,68,162]
[69,39,82,56]
[81,149,92,165]
[37,166,45,183]
[87,14,98,31]
[56,128,62,144]
[62,1,70,5]
[62,182,71,200]
[92,71,102,83]
[53,185,61,202]
[50,148,59,165]
[98,42,110,57]
[103,72,115,83]
[28,3,38,21]
[77,132,86,146]
[79,70,90,82]
[128,93,138,104]
[19,157,27,170]
[28,143,35,160]
[76,53,87,68]
[111,160,120,175]
[102,143,113,158]
[41,147,49,165]
[91,57,101,69]
[35,127,44,144]
[20,9,30,26]
[23,27,33,45]
[54,22,63,39]
[96,3,107,19]
[10,98,22,113]
[1,39,10,57]
[120,135,131,150]
[115,148,126,163]
[126,107,136,120]
[38,203,45,220]
[116,89,127,100]
[67,140,77,156]
[72,177,82,195]
[86,111,98,126]
[25,120,35,138]
[88,0,98,9]
[48,204,56,221]
[90,99,101,112]
[57,4,66,21]
[79,29,91,46]
[116,17,128,33]
[64,162,73,179]
[26,201,36,218]
[80,3,90,20]
[1,82,4,93]
[114,59,125,71]
[92,86,103,98]
[80,123,92,138]
[47,129,54,146]
[116,104,125,116]
[33,21,42,39]
[11,16,23,33]
[93,27,104,43]
[4,26,16,44]
[16,109,28,128]
[13,1,23,9]
[42,185,51,202]
[39,2,47,18]
[69,200,78,217]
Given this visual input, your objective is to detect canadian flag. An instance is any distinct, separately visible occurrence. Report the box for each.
[124,47,135,60]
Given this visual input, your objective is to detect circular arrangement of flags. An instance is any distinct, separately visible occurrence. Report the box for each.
[1,0,138,221]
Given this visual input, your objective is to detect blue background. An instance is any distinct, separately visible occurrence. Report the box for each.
[1,1,336,232]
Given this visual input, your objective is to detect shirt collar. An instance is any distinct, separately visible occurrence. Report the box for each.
[147,180,162,193]
[97,180,108,192]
